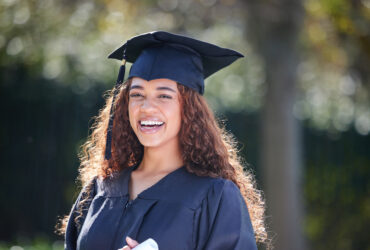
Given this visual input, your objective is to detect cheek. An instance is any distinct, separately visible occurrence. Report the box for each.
[128,102,137,128]
[169,105,182,131]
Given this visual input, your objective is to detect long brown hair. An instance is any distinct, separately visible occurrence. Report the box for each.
[56,78,268,245]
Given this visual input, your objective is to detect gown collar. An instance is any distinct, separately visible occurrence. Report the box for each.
[96,164,187,199]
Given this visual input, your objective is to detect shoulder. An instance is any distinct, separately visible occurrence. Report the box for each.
[193,177,257,250]
[168,168,241,209]
[199,177,244,209]
[71,177,98,214]
[208,177,240,195]
[95,167,131,197]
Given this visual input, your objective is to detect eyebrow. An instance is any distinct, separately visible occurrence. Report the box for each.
[130,85,144,90]
[130,85,176,93]
[156,86,176,93]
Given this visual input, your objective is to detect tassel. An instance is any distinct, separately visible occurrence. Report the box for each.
[105,59,126,160]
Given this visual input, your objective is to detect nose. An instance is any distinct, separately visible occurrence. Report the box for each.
[140,97,157,112]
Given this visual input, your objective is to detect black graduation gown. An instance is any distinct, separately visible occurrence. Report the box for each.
[64,165,257,250]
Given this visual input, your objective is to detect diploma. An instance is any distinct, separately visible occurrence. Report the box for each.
[132,238,158,250]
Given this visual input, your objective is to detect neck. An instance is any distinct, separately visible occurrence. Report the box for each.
[138,139,184,174]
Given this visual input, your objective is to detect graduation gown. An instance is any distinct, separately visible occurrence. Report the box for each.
[64,165,257,250]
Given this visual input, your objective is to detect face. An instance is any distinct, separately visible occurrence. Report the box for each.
[128,77,182,148]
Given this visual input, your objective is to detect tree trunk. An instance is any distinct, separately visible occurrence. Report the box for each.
[261,57,305,250]
[243,1,306,249]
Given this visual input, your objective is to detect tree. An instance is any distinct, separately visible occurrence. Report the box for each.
[243,0,306,249]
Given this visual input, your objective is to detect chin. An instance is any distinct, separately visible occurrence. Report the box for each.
[137,137,163,148]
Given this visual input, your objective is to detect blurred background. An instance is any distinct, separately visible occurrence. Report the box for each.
[0,0,369,249]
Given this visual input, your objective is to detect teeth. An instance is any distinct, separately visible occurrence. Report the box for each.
[140,120,164,126]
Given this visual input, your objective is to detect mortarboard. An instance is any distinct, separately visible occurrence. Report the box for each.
[105,31,244,160]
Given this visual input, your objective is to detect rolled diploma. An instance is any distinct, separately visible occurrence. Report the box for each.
[132,238,159,250]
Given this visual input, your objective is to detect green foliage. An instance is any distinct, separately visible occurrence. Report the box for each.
[0,235,63,250]
[300,0,370,135]
[0,0,369,249]
[304,132,370,250]
[0,241,63,250]
[1,0,369,134]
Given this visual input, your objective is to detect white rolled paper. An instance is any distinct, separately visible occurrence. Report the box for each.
[132,238,159,250]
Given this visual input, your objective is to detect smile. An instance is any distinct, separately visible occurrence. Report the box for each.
[138,120,165,134]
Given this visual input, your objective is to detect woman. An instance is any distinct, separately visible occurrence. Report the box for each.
[57,31,268,250]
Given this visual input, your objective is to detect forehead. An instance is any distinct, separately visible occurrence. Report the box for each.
[130,77,178,89]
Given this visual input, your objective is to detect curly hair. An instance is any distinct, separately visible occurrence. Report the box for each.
[56,78,268,245]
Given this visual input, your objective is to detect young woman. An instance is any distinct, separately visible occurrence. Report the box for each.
[58,31,268,250]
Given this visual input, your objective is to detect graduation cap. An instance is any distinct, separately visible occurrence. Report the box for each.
[104,31,244,160]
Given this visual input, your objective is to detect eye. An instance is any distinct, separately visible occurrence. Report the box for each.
[129,93,143,98]
[159,94,172,99]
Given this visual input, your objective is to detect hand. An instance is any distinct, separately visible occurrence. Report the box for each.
[118,236,139,250]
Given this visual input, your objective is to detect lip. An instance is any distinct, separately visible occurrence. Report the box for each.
[139,116,163,121]
[137,119,165,134]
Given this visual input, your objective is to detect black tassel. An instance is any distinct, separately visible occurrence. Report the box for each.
[105,60,126,160]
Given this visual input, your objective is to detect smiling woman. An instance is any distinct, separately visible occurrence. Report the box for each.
[128,78,182,150]
[56,31,268,250]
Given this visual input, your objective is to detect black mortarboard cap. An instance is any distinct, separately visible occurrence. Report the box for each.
[108,31,244,95]
[104,31,244,160]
